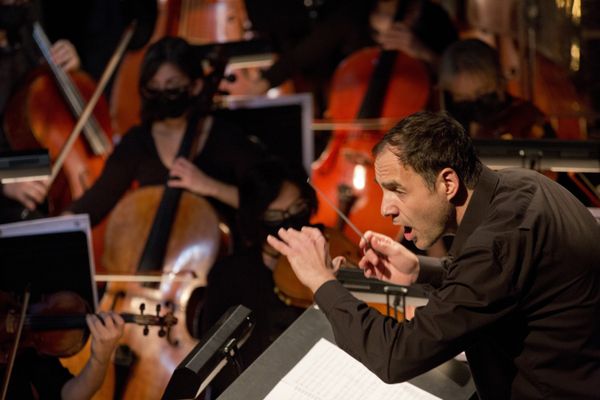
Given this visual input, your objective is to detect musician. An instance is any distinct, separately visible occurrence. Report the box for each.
[268,111,600,398]
[0,0,80,222]
[67,36,265,242]
[1,312,124,400]
[222,0,457,113]
[200,158,317,398]
[439,38,555,139]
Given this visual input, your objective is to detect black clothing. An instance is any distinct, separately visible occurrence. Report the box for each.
[40,0,157,88]
[200,246,305,397]
[68,116,265,233]
[253,0,457,116]
[0,23,44,223]
[262,0,457,88]
[445,93,556,139]
[0,349,73,400]
[259,0,372,89]
[315,167,600,399]
[0,1,43,150]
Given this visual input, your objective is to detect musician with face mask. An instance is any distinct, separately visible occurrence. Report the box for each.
[199,157,317,399]
[67,36,265,241]
[438,38,555,140]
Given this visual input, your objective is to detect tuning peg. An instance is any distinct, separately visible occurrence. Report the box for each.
[158,326,166,338]
[140,303,149,335]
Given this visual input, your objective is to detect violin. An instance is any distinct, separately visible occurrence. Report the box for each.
[0,290,176,362]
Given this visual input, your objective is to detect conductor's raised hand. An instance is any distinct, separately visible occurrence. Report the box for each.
[359,231,419,286]
[266,226,336,293]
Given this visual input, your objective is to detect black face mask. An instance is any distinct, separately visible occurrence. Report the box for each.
[261,208,312,239]
[445,91,506,129]
[140,86,193,122]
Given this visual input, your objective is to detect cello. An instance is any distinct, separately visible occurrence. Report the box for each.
[3,22,115,271]
[311,0,430,243]
[110,0,252,136]
[63,53,233,400]
[4,22,113,212]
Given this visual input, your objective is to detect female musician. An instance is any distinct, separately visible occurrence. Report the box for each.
[67,36,265,239]
[0,310,124,399]
[199,157,317,398]
[439,39,555,139]
[223,0,457,105]
[0,0,80,222]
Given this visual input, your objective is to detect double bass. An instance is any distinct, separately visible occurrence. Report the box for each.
[311,0,430,242]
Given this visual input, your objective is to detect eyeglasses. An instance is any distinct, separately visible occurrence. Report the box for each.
[262,200,311,225]
[141,85,191,100]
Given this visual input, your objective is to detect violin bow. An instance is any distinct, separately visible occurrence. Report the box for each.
[1,288,30,400]
[48,22,136,185]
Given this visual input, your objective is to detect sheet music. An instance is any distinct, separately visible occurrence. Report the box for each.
[264,338,441,400]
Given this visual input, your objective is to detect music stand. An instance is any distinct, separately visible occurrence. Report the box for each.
[0,149,50,183]
[162,305,254,400]
[0,214,98,311]
[218,306,475,400]
[215,93,314,173]
[473,138,600,172]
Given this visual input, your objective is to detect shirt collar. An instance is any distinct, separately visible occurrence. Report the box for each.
[448,165,499,257]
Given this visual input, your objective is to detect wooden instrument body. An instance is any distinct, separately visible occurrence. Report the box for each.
[4,68,113,209]
[311,47,430,241]
[61,187,230,399]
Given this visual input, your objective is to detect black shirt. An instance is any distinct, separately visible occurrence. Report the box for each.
[68,116,265,231]
[200,246,305,397]
[262,0,457,88]
[0,349,73,400]
[315,167,600,399]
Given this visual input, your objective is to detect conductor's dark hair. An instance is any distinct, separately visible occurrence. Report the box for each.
[373,111,482,190]
[238,158,318,246]
[139,36,204,92]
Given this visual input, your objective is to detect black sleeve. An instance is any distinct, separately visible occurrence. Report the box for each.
[31,354,74,399]
[415,255,446,287]
[314,230,524,384]
[200,257,241,334]
[68,129,140,226]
